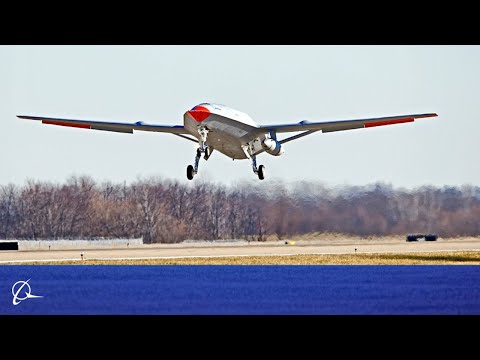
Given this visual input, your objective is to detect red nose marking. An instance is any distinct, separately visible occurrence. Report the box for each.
[188,105,211,122]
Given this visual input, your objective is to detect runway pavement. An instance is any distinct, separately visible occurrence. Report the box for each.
[1,238,480,263]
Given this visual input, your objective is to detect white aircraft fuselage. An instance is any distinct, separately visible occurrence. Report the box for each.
[184,103,276,160]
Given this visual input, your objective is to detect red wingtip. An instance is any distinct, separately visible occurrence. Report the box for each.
[43,120,91,129]
[365,118,414,128]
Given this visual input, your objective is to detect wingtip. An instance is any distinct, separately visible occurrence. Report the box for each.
[417,113,438,119]
[17,115,41,121]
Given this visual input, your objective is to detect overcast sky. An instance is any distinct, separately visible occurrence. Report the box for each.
[1,45,478,189]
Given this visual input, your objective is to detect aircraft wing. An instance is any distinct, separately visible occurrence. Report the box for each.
[256,113,438,143]
[17,115,189,135]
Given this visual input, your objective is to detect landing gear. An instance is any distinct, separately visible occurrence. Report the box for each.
[204,146,212,161]
[186,127,212,180]
[186,149,202,181]
[242,144,266,180]
[257,165,265,180]
[187,165,195,180]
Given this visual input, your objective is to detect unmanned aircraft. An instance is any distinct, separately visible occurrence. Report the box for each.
[18,103,437,180]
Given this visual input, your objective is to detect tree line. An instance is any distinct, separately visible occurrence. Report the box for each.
[1,175,479,243]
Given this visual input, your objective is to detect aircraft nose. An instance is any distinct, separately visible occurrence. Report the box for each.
[188,105,211,122]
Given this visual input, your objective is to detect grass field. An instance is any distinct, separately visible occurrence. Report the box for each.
[11,251,480,265]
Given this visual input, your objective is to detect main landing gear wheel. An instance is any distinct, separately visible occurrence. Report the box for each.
[241,144,266,181]
[204,146,212,161]
[257,165,265,180]
[187,165,195,180]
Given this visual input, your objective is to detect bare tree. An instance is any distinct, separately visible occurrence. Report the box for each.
[3,176,480,242]
[0,184,18,239]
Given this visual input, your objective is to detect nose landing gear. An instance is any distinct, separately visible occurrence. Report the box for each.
[187,128,212,180]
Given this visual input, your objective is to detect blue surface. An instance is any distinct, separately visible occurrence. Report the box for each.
[0,265,479,315]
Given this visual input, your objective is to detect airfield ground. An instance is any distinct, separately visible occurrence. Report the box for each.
[1,236,480,264]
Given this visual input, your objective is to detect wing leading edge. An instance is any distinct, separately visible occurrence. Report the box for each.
[16,115,189,135]
[256,113,438,143]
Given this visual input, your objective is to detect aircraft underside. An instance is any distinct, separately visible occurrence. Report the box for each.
[184,115,271,181]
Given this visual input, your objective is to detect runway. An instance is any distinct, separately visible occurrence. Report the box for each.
[1,238,480,263]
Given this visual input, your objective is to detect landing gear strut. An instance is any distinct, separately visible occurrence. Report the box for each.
[187,128,211,180]
[242,144,265,180]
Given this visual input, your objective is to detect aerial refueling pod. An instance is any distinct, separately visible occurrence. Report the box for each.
[262,138,284,156]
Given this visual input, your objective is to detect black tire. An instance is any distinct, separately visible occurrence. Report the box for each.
[187,165,195,180]
[204,147,211,160]
[425,234,438,241]
[258,165,265,180]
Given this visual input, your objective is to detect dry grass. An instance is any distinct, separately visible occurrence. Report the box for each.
[266,232,417,243]
[268,233,480,243]
[13,251,480,265]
